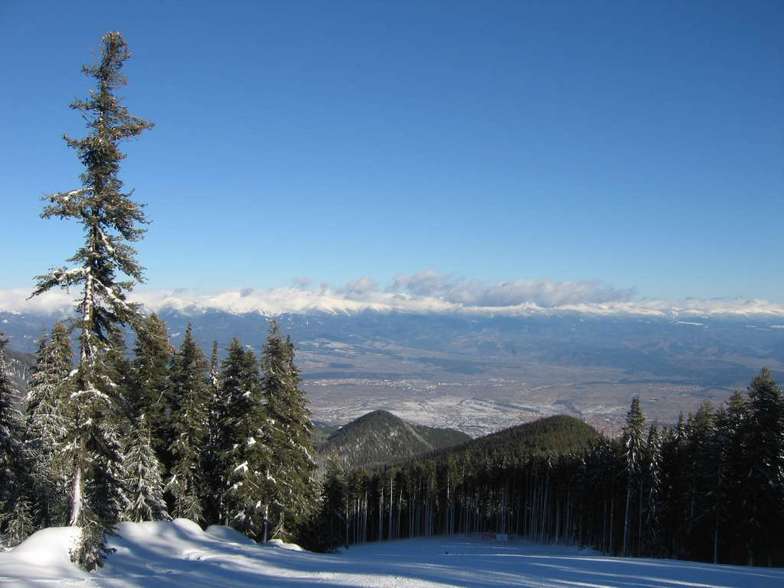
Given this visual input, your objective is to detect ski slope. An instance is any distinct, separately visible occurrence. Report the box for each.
[1,519,782,587]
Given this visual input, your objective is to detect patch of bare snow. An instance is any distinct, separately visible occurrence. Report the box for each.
[2,520,784,587]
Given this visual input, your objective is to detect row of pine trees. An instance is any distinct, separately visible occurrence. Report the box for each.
[315,370,784,566]
[0,31,320,569]
[0,319,317,563]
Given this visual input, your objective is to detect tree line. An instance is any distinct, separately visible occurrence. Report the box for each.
[0,317,317,566]
[312,371,784,566]
[0,32,318,569]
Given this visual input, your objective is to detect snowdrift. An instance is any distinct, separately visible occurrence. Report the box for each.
[0,526,87,585]
[2,519,784,587]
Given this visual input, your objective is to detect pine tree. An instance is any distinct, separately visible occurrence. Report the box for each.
[261,322,317,539]
[166,325,209,522]
[25,323,73,527]
[741,369,784,565]
[1,334,27,543]
[715,391,748,563]
[1,497,34,548]
[642,424,662,555]
[201,341,224,525]
[82,327,132,539]
[29,31,152,570]
[105,328,133,413]
[659,414,690,558]
[684,402,719,561]
[621,397,645,556]
[308,461,347,551]
[129,314,173,467]
[121,415,169,522]
[219,339,270,536]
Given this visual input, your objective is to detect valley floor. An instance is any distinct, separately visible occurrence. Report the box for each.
[1,519,782,587]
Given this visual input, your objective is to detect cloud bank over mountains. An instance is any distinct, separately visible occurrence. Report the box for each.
[2,270,783,318]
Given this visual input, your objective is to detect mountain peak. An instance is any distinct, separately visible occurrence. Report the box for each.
[318,410,470,469]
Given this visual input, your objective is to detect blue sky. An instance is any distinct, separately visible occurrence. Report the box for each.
[1,1,782,302]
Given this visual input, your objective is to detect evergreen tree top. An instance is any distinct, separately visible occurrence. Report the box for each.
[31,31,153,348]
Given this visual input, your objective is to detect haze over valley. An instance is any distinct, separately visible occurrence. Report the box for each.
[3,297,782,436]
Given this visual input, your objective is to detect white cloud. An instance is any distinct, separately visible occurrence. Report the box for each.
[1,275,783,319]
[0,288,76,316]
[389,270,635,307]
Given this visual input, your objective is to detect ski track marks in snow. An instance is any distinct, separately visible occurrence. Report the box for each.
[1,519,783,587]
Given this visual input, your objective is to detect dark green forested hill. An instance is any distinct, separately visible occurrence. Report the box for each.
[311,414,603,551]
[318,410,470,470]
[439,414,600,462]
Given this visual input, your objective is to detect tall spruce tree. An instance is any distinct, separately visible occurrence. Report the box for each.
[621,397,645,556]
[1,497,34,548]
[130,314,174,467]
[0,334,27,545]
[221,341,271,538]
[29,31,152,569]
[684,402,720,561]
[741,369,784,565]
[642,424,662,555]
[121,415,169,522]
[715,391,748,563]
[202,341,225,525]
[261,322,317,539]
[166,325,209,522]
[25,323,73,528]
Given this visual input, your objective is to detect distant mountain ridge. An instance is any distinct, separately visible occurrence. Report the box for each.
[2,307,782,435]
[329,414,601,474]
[318,410,470,469]
[360,414,601,472]
[434,414,600,461]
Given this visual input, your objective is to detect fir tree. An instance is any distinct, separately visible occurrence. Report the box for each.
[121,415,169,522]
[642,424,662,555]
[0,497,34,548]
[25,323,73,527]
[261,322,317,539]
[201,341,224,525]
[715,391,748,563]
[308,461,347,551]
[219,339,269,535]
[105,328,133,414]
[129,314,173,467]
[659,415,690,558]
[741,369,784,565]
[621,397,645,556]
[684,402,720,561]
[166,325,209,522]
[29,31,152,569]
[1,335,26,537]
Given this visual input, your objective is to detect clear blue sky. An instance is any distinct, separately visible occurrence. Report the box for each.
[1,1,782,301]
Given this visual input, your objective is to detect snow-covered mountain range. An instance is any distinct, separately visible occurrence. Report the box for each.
[2,289,783,435]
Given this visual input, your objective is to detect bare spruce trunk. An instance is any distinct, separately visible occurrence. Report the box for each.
[378,484,383,541]
[68,459,83,526]
[638,481,644,555]
[623,481,631,556]
[262,503,269,543]
[713,511,719,564]
[388,477,393,540]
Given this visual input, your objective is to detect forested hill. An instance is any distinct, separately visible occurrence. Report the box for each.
[374,414,600,472]
[318,410,470,469]
[440,414,601,461]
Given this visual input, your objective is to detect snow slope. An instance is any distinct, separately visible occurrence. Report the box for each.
[1,519,783,587]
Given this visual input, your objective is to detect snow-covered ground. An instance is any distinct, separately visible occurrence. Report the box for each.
[1,519,783,587]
